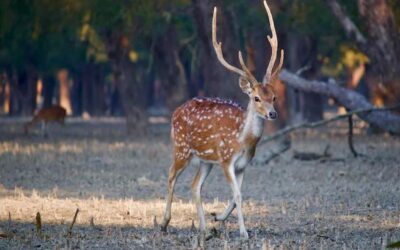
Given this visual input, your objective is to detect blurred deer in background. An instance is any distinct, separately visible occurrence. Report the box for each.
[24,105,67,136]
[160,1,284,239]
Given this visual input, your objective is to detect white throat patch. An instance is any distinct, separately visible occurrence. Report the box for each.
[239,102,264,142]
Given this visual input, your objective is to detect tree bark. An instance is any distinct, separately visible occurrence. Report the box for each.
[104,31,148,133]
[42,74,56,109]
[13,66,38,115]
[57,69,72,115]
[356,0,400,82]
[324,0,367,48]
[92,64,106,116]
[325,0,400,105]
[279,69,400,134]
[1,71,11,114]
[192,0,246,104]
[154,25,188,110]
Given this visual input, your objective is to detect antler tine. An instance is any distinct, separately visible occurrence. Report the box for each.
[271,49,284,80]
[238,51,258,83]
[262,0,283,85]
[213,7,254,80]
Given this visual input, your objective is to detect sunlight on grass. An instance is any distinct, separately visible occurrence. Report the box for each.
[0,142,84,155]
[0,188,269,229]
[0,140,167,156]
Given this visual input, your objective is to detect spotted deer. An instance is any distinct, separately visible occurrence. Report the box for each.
[160,1,284,239]
[24,105,67,136]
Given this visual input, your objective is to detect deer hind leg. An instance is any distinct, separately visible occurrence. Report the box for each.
[214,170,244,221]
[160,156,190,231]
[59,118,65,126]
[191,163,212,232]
[223,164,248,239]
[41,121,48,137]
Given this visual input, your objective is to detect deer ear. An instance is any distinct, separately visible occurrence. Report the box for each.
[239,77,253,95]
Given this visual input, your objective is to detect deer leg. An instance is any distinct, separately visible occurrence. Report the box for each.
[41,121,48,137]
[59,118,65,126]
[160,158,190,231]
[214,170,244,221]
[223,165,248,239]
[191,163,212,232]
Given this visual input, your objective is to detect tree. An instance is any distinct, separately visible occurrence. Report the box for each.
[280,69,400,134]
[325,0,400,106]
[0,0,86,114]
[192,0,246,105]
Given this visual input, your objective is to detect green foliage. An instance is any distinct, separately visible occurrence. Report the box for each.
[0,0,398,80]
[387,240,400,248]
[0,0,86,73]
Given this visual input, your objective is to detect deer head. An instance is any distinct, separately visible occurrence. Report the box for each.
[212,0,284,120]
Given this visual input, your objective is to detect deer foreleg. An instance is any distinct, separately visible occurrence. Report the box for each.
[191,163,212,232]
[223,165,248,239]
[214,170,244,221]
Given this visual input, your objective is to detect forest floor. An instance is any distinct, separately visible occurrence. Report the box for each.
[0,117,399,249]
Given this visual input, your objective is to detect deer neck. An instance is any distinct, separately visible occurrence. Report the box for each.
[239,100,264,143]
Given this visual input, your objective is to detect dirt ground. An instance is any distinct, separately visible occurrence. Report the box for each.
[0,117,399,249]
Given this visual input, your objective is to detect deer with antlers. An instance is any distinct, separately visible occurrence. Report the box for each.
[160,1,284,239]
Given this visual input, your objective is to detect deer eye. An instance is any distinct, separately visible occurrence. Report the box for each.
[273,96,276,102]
[254,96,261,102]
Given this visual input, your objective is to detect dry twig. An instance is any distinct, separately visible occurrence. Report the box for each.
[35,212,42,237]
[347,114,358,157]
[293,145,330,161]
[67,208,79,237]
[153,216,158,228]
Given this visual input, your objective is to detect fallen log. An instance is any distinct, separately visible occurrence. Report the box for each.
[260,104,400,146]
[279,69,400,134]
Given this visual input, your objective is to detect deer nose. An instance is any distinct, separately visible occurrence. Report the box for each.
[268,111,277,119]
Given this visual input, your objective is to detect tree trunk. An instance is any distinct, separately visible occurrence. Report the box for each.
[8,69,19,115]
[280,69,400,134]
[14,66,37,115]
[81,61,94,116]
[357,0,400,82]
[325,0,400,106]
[192,0,245,105]
[70,72,83,116]
[1,71,11,114]
[300,38,324,122]
[105,31,148,133]
[57,69,72,115]
[91,64,106,116]
[154,25,188,110]
[42,74,56,109]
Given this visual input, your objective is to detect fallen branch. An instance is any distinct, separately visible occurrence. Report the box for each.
[67,208,79,237]
[254,139,291,164]
[324,0,367,49]
[317,234,336,242]
[279,69,400,134]
[293,145,330,161]
[347,115,358,157]
[260,104,400,146]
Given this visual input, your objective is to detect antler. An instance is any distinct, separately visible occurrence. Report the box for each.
[212,7,257,84]
[262,0,284,85]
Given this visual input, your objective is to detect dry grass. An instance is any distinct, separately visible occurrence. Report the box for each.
[1,189,245,229]
[0,117,399,249]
